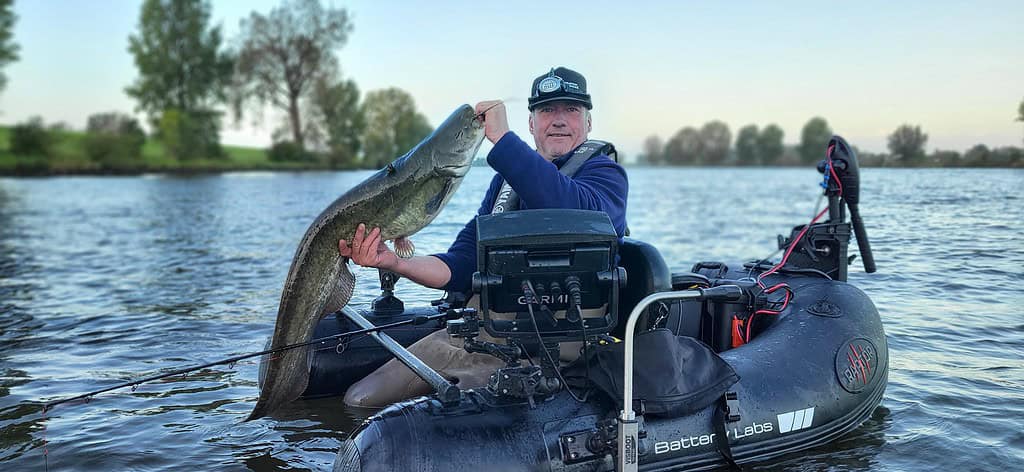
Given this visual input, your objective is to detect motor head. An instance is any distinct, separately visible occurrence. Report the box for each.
[817,135,861,207]
[816,134,876,273]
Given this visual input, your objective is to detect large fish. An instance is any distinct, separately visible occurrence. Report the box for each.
[248,105,485,420]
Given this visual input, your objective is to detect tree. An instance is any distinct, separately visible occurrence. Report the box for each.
[126,0,232,121]
[1017,99,1024,144]
[84,112,147,168]
[311,77,364,167]
[735,124,759,166]
[0,0,18,92]
[963,144,990,167]
[639,134,663,165]
[887,124,928,165]
[799,117,832,165]
[126,0,232,159]
[233,0,353,149]
[663,127,702,165]
[758,124,785,165]
[361,88,432,168]
[699,120,731,165]
[10,116,52,157]
[989,146,1024,168]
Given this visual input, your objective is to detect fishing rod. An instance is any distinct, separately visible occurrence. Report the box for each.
[42,310,458,411]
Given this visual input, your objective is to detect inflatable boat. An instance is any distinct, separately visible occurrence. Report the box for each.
[265,136,887,471]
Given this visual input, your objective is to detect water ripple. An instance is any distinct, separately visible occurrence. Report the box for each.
[1,168,1022,471]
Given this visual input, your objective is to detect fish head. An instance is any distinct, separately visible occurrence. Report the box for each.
[428,104,486,179]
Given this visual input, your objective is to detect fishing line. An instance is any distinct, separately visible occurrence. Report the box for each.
[40,310,451,411]
[473,97,525,119]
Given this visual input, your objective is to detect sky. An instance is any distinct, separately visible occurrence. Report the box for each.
[2,0,1022,159]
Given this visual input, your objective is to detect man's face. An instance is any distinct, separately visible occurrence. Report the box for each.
[529,100,592,160]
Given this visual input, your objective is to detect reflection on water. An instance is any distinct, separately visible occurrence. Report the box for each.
[0,168,1022,471]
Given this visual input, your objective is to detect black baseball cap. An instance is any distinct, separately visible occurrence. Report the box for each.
[527,66,593,111]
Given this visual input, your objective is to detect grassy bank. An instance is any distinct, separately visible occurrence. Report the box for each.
[0,126,333,176]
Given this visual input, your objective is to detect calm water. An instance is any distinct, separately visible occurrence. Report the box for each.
[1,167,1021,471]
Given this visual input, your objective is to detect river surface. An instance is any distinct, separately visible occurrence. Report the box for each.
[0,167,1021,471]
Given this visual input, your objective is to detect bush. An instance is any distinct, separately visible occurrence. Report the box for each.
[157,108,224,161]
[989,147,1023,168]
[9,116,54,157]
[84,112,146,169]
[929,150,962,167]
[963,144,990,166]
[268,140,313,162]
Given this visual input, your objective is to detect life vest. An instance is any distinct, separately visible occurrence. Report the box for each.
[490,140,617,214]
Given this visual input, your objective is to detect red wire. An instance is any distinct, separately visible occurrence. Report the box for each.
[826,144,843,196]
[758,144,842,288]
[747,143,841,342]
[746,289,792,341]
[757,206,828,286]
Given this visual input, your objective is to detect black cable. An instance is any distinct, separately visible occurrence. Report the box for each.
[522,280,587,403]
[743,260,833,281]
[578,316,592,402]
[565,277,593,400]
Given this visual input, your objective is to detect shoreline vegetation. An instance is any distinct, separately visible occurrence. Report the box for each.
[0,124,1020,178]
[1,2,1020,178]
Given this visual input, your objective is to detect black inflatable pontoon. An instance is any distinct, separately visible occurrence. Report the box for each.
[262,136,887,471]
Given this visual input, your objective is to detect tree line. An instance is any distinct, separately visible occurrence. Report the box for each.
[638,113,1024,168]
[1,0,433,172]
[1,1,1022,172]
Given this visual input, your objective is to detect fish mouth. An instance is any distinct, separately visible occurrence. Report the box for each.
[438,162,471,178]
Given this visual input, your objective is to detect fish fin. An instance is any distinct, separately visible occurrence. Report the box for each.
[424,179,454,216]
[323,262,355,315]
[394,237,415,259]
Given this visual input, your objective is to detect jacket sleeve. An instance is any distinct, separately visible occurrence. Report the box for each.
[431,174,503,293]
[487,132,629,238]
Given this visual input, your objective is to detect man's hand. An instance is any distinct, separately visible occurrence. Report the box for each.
[475,100,509,144]
[339,223,399,271]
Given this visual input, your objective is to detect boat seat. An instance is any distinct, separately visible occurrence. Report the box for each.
[612,238,672,338]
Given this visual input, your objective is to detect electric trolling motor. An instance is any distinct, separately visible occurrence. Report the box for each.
[777,135,876,281]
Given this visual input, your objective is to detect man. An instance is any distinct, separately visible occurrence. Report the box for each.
[339,66,628,407]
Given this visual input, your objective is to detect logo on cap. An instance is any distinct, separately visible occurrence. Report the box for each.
[538,77,560,93]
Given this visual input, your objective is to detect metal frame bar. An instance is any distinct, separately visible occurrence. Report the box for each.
[342,307,461,404]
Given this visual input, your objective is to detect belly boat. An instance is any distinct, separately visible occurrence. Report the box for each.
[263,136,887,471]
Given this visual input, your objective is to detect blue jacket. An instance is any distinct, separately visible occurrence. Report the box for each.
[433,132,628,294]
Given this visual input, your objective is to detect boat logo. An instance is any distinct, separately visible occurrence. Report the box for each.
[777,406,815,433]
[835,338,878,393]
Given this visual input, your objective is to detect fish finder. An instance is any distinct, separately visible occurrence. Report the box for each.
[471,209,625,343]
